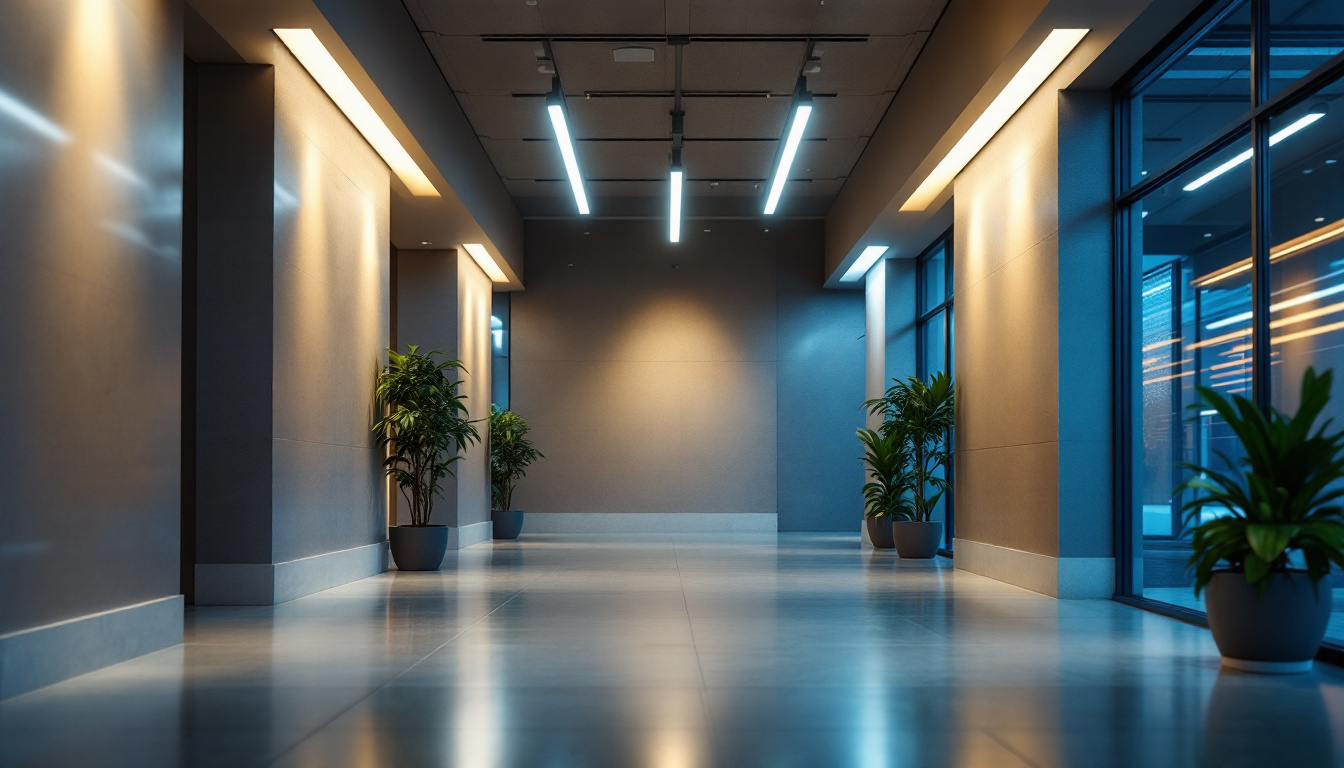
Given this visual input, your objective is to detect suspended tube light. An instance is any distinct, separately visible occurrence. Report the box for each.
[546,77,590,215]
[764,79,813,215]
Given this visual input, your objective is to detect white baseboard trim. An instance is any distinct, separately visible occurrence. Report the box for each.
[449,520,493,549]
[0,595,183,700]
[953,538,1114,599]
[196,540,388,605]
[523,512,778,533]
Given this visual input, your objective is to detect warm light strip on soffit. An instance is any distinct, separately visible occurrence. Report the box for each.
[840,245,891,282]
[274,29,439,197]
[899,28,1089,212]
[463,243,508,283]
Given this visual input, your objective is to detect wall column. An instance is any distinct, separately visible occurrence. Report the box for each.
[393,250,493,549]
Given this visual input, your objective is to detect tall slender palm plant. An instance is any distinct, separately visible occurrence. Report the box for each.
[864,372,956,523]
[373,345,479,527]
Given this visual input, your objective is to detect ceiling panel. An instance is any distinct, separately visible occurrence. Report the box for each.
[686,0,820,35]
[683,140,777,180]
[587,180,665,197]
[538,0,665,35]
[884,29,928,91]
[578,141,669,179]
[482,138,564,180]
[553,42,672,93]
[791,138,865,179]
[681,97,790,139]
[807,94,892,140]
[811,0,945,36]
[505,178,569,198]
[406,0,545,36]
[457,95,551,139]
[682,42,807,94]
[427,36,550,95]
[784,178,845,198]
[567,97,673,139]
[808,37,914,95]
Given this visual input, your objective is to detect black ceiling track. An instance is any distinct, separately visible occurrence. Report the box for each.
[480,34,869,43]
[510,91,839,99]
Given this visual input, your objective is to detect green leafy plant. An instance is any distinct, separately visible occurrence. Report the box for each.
[1177,367,1344,596]
[489,404,544,512]
[858,425,914,521]
[374,345,480,527]
[863,372,956,523]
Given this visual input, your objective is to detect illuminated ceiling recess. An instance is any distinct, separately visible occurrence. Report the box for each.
[841,245,891,282]
[463,243,508,283]
[764,84,814,215]
[546,78,590,215]
[273,28,440,197]
[899,28,1089,212]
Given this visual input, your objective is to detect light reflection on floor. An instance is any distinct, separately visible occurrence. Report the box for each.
[2,534,1344,767]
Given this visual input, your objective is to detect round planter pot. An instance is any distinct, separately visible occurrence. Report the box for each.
[866,517,895,549]
[492,509,525,540]
[1205,570,1331,674]
[893,520,943,559]
[388,525,449,571]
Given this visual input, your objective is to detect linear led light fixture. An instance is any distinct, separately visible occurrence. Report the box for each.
[764,82,813,215]
[669,161,684,243]
[900,29,1088,212]
[274,29,439,197]
[1182,111,1325,191]
[463,243,508,283]
[840,245,891,282]
[546,78,590,215]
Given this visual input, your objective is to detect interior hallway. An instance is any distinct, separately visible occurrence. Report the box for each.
[3,535,1342,768]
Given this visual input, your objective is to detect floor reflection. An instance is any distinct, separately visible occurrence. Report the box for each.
[2,534,1344,768]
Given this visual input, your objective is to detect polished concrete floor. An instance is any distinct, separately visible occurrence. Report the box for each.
[3,534,1344,768]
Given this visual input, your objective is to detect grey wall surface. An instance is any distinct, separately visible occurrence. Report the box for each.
[0,0,184,634]
[512,219,864,531]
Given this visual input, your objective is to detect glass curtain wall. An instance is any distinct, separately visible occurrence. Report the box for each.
[1118,0,1344,648]
[917,230,955,548]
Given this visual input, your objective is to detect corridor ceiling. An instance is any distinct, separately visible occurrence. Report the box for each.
[400,0,948,214]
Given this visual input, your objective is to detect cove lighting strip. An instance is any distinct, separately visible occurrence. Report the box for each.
[840,245,891,282]
[764,96,813,215]
[547,97,590,215]
[1195,215,1344,287]
[669,167,683,243]
[463,243,508,283]
[1182,112,1325,191]
[900,29,1088,212]
[274,29,439,197]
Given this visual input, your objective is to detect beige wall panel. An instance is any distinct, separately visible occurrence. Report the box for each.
[456,256,493,526]
[956,442,1059,557]
[511,360,776,515]
[271,50,390,561]
[953,234,1060,452]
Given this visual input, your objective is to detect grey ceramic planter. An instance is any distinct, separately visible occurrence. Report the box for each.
[1205,570,1331,673]
[893,520,942,559]
[866,517,895,549]
[388,525,449,571]
[492,509,524,540]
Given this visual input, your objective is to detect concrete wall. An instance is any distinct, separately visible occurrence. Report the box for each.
[191,46,390,605]
[0,0,184,698]
[271,46,390,564]
[950,52,1114,597]
[512,219,864,532]
[393,249,493,546]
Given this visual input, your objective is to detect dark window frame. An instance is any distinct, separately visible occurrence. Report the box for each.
[1114,0,1344,664]
[915,227,955,551]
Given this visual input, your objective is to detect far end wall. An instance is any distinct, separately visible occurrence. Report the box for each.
[511,219,865,532]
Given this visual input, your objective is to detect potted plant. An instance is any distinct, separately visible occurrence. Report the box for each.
[864,372,955,558]
[489,404,544,540]
[1177,367,1344,673]
[858,426,912,549]
[374,345,479,571]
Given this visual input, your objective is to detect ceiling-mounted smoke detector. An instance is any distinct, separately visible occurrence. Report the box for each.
[613,46,655,63]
